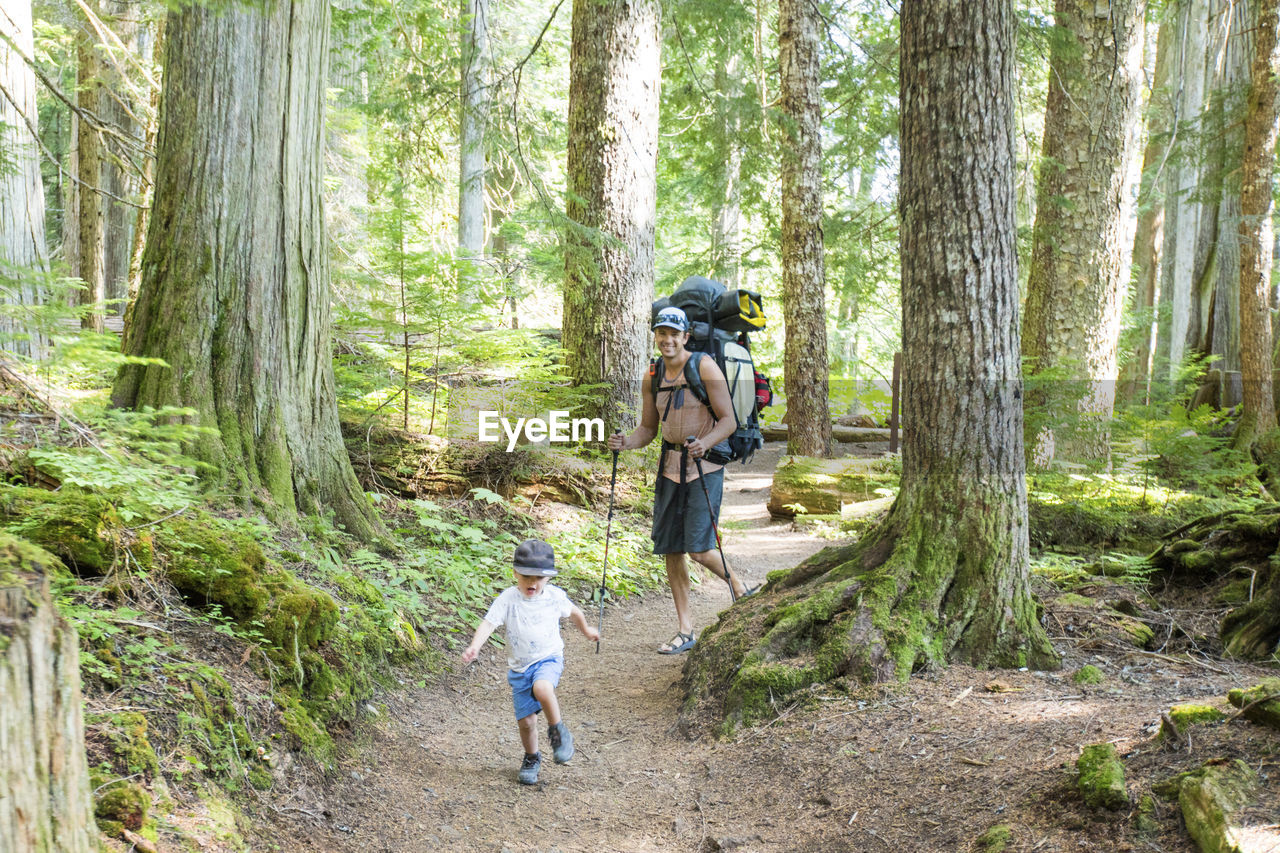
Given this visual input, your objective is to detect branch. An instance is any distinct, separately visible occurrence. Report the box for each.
[0,27,149,156]
[0,78,147,209]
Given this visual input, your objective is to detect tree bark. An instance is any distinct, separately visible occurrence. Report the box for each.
[1234,0,1279,446]
[112,0,382,541]
[0,0,49,358]
[711,32,743,289]
[680,0,1056,732]
[76,8,106,334]
[1122,19,1174,405]
[1021,0,1146,464]
[1193,0,1252,394]
[1158,0,1211,380]
[100,0,141,317]
[779,0,833,457]
[562,0,660,429]
[0,534,97,853]
[457,0,490,290]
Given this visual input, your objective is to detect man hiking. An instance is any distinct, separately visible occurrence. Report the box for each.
[607,306,756,655]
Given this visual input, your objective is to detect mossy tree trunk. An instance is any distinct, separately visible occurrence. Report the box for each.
[111,0,381,541]
[681,0,1057,731]
[779,0,833,457]
[562,0,659,430]
[1232,0,1279,450]
[0,533,97,853]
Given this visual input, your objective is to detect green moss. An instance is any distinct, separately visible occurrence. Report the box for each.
[1180,549,1220,574]
[1056,593,1096,608]
[1072,665,1105,685]
[1162,703,1226,740]
[94,780,149,837]
[1112,612,1155,649]
[0,486,119,574]
[159,515,336,660]
[275,692,335,765]
[1166,539,1203,555]
[248,765,274,791]
[159,515,272,619]
[98,711,161,778]
[1178,759,1257,853]
[976,823,1013,851]
[1134,794,1159,834]
[1214,578,1254,605]
[1077,743,1127,810]
[1226,678,1280,730]
[164,668,268,784]
[258,586,338,650]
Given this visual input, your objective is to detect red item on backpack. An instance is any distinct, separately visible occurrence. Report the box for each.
[754,370,772,408]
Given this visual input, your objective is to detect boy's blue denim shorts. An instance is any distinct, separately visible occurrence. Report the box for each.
[507,655,564,720]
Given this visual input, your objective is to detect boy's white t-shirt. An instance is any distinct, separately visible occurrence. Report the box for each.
[482,584,574,672]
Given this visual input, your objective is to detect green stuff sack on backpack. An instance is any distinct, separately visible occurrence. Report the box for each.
[650,276,769,465]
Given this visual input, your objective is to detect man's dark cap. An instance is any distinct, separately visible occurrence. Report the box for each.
[513,539,557,577]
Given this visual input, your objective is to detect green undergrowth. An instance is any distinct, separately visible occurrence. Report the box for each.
[1,401,665,843]
[1026,470,1258,554]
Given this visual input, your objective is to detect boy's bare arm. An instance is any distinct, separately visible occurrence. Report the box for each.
[461,619,497,664]
[567,605,601,643]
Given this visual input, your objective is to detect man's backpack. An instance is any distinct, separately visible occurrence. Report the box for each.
[650,276,769,465]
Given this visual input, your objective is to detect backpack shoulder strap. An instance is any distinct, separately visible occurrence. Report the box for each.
[683,352,711,409]
[649,358,660,397]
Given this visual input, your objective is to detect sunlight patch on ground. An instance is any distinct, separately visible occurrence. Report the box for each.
[1231,823,1280,851]
[995,697,1115,723]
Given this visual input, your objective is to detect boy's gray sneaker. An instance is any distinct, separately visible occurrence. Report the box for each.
[548,722,574,764]
[518,752,541,785]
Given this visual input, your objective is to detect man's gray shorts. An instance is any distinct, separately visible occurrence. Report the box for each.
[651,468,723,555]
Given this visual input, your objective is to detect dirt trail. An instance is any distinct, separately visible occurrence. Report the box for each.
[264,442,836,852]
[261,443,1280,853]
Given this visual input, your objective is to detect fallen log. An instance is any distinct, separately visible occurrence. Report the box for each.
[767,454,899,518]
[762,423,892,443]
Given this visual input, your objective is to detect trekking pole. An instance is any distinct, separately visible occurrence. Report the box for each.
[596,430,621,653]
[686,436,739,603]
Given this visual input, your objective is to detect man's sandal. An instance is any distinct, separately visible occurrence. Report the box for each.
[657,632,697,655]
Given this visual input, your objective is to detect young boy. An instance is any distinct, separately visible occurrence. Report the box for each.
[461,538,599,785]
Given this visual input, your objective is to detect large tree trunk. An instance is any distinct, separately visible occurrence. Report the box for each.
[562,0,660,429]
[76,6,106,334]
[711,32,743,290]
[111,0,382,541]
[779,0,833,457]
[1190,0,1252,401]
[1122,19,1175,405]
[681,0,1057,732]
[0,0,49,358]
[1233,0,1279,447]
[1021,0,1145,464]
[0,534,97,853]
[99,0,141,318]
[457,0,490,291]
[1158,0,1212,380]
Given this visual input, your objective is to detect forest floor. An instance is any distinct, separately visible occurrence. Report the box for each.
[243,442,1280,853]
